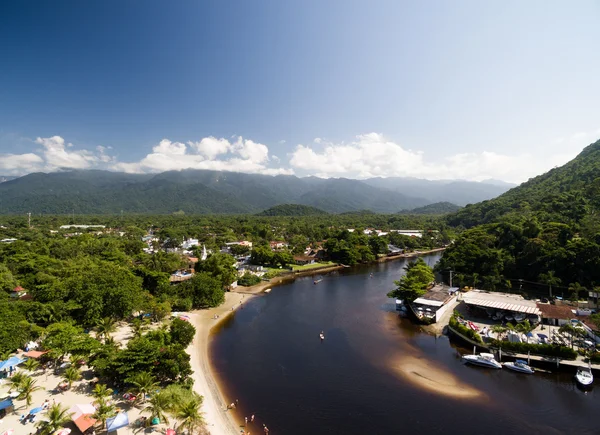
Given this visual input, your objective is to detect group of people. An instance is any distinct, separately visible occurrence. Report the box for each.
[228,399,270,434]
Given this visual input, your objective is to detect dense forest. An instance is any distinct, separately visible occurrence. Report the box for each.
[438,139,600,302]
[257,204,328,216]
[399,202,461,215]
[0,212,451,356]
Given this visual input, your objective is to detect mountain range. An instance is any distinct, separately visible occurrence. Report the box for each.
[0,170,514,215]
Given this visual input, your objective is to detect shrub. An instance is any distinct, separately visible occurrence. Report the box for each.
[489,340,577,360]
[238,273,262,287]
[590,352,600,364]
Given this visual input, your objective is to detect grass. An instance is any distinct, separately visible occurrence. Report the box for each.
[291,261,336,271]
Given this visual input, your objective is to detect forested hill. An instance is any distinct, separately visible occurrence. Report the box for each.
[448,138,600,228]
[257,204,328,216]
[0,169,508,215]
[436,138,600,294]
[400,202,461,215]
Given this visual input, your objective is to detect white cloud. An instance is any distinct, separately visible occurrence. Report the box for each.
[0,153,44,175]
[289,132,586,183]
[188,137,231,159]
[113,136,292,176]
[35,136,101,170]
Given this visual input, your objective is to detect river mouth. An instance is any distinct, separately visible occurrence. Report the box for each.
[210,256,597,435]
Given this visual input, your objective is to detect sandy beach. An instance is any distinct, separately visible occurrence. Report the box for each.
[187,292,253,435]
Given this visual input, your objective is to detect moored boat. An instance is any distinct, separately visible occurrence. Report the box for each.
[503,359,534,374]
[462,352,502,369]
[575,365,594,388]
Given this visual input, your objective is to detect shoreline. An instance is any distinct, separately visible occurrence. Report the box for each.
[187,293,252,435]
[233,247,446,295]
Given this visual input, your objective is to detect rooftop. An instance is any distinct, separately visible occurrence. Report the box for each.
[463,290,541,315]
[536,303,575,320]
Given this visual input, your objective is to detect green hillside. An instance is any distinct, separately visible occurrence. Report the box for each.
[437,138,600,293]
[401,202,461,215]
[257,204,328,216]
[448,139,600,228]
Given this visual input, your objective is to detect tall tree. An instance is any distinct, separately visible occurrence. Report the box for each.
[387,258,435,302]
[539,271,561,299]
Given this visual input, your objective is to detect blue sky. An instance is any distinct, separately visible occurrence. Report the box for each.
[1,1,599,182]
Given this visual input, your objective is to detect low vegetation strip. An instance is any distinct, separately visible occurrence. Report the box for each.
[448,315,484,344]
[489,340,577,360]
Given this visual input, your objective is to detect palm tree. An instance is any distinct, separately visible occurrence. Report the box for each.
[472,273,480,290]
[131,318,145,339]
[92,383,114,401]
[96,317,117,343]
[7,371,26,392]
[490,324,506,341]
[176,397,205,434]
[92,397,117,430]
[539,271,561,299]
[18,375,43,406]
[35,403,73,435]
[143,391,171,425]
[127,372,159,402]
[62,366,81,389]
[23,358,40,373]
[568,282,586,306]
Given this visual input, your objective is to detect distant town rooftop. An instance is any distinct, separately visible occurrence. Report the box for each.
[463,290,541,315]
[59,225,106,229]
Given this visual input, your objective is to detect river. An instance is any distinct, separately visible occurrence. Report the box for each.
[210,254,597,435]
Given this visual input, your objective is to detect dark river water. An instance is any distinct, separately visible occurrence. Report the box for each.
[210,255,597,435]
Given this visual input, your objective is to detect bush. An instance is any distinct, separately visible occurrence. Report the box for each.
[238,273,262,287]
[489,340,577,360]
[169,318,196,347]
[449,315,483,344]
[590,352,600,364]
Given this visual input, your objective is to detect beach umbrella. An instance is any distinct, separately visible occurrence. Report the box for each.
[165,429,176,435]
[106,412,129,432]
[29,406,44,414]
[1,429,14,435]
[55,429,71,435]
[151,417,160,425]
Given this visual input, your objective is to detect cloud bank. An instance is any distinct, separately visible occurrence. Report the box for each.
[1,131,594,183]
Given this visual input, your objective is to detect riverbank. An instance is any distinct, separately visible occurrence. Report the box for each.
[233,247,446,295]
[188,292,252,435]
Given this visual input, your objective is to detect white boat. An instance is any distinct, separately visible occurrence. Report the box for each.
[462,352,502,369]
[319,333,325,340]
[575,365,594,388]
[503,359,534,374]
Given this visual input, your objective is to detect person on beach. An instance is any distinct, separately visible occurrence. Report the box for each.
[245,416,248,425]
[251,414,255,422]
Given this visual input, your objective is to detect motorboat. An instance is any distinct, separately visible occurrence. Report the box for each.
[513,313,526,322]
[503,359,534,374]
[319,331,325,340]
[575,365,594,388]
[462,353,502,369]
[314,279,323,285]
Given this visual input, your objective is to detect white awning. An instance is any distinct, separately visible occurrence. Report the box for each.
[413,298,444,307]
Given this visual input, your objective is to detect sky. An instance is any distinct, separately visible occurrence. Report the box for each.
[1,1,599,183]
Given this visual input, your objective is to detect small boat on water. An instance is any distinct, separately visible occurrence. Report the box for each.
[314,279,323,285]
[575,364,594,388]
[319,331,325,341]
[462,353,502,369]
[503,359,534,374]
